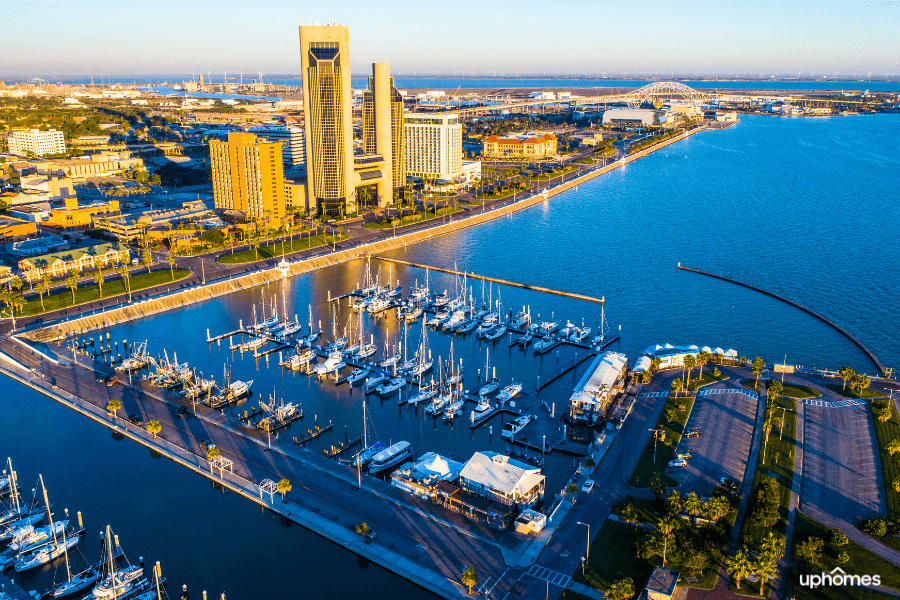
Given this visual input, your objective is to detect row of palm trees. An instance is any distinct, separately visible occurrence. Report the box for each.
[726,533,781,595]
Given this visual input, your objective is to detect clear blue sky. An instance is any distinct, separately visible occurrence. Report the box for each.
[2,0,898,77]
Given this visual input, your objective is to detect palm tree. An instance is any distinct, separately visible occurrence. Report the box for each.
[620,502,640,530]
[116,265,132,302]
[752,357,766,389]
[666,490,683,516]
[684,354,696,390]
[853,373,871,394]
[684,492,704,519]
[142,250,152,274]
[650,356,662,374]
[277,478,292,501]
[768,380,783,397]
[461,569,478,595]
[93,266,106,297]
[65,270,79,305]
[839,366,855,390]
[106,399,122,420]
[35,279,48,311]
[887,439,900,456]
[567,483,579,503]
[166,254,175,281]
[147,420,162,438]
[206,446,222,461]
[754,555,777,596]
[657,518,676,566]
[726,547,754,591]
[355,522,370,535]
[697,350,711,378]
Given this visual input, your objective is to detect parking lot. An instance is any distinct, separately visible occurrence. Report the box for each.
[667,382,759,494]
[801,403,882,523]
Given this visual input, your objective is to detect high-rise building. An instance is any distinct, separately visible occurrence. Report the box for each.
[209,132,285,221]
[362,63,405,192]
[8,129,66,157]
[299,24,402,216]
[404,113,462,182]
[249,125,306,167]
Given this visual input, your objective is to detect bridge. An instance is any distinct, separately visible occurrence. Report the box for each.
[441,81,865,116]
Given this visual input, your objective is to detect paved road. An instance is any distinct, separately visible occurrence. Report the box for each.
[669,374,759,495]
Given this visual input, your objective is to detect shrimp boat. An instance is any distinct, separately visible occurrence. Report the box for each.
[496,383,523,402]
[116,341,150,372]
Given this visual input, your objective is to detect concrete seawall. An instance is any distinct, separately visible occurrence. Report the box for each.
[25,126,709,342]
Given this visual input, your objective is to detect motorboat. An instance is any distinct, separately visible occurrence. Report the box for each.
[404,305,423,321]
[433,292,449,306]
[475,322,495,338]
[472,397,494,420]
[239,336,267,352]
[15,532,80,572]
[355,343,377,359]
[313,352,345,376]
[368,441,413,473]
[227,379,252,399]
[426,310,450,327]
[496,383,523,402]
[0,512,45,541]
[510,311,530,329]
[283,348,316,370]
[534,336,560,354]
[517,330,534,347]
[347,368,370,384]
[365,372,390,393]
[444,310,466,330]
[442,397,464,419]
[501,415,533,439]
[539,321,559,334]
[367,297,391,314]
[9,520,67,552]
[376,377,406,396]
[570,326,592,343]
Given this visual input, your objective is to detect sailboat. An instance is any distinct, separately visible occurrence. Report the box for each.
[477,348,499,396]
[409,320,433,376]
[47,516,103,598]
[14,476,81,572]
[90,526,147,599]
[353,400,384,469]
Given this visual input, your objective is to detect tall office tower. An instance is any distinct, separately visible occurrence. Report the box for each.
[209,132,285,221]
[299,24,355,216]
[362,63,405,195]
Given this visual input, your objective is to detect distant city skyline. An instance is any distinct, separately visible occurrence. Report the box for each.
[1,0,898,77]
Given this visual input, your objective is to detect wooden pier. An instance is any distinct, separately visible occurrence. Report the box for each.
[295,423,333,445]
[537,351,597,390]
[0,572,32,600]
[325,436,362,457]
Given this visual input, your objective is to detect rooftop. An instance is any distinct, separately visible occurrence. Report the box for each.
[646,566,679,596]
[459,451,543,495]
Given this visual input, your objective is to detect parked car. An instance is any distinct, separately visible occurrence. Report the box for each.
[582,480,594,493]
[668,459,687,468]
[684,429,702,438]
[676,451,692,460]
[128,414,144,427]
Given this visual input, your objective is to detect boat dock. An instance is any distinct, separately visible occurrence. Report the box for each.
[325,436,362,457]
[537,352,597,390]
[257,410,304,433]
[0,572,32,600]
[295,422,333,445]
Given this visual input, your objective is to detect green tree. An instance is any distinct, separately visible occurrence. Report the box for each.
[657,518,677,566]
[712,367,722,378]
[355,522,370,535]
[116,265,132,302]
[605,577,635,600]
[93,265,106,297]
[620,502,640,531]
[206,446,222,461]
[277,478,292,500]
[726,546,754,590]
[683,551,710,577]
[768,379,783,397]
[461,569,478,595]
[35,278,48,311]
[649,473,667,500]
[838,366,855,390]
[684,493,703,518]
[65,270,79,305]
[142,249,152,273]
[146,420,162,438]
[830,528,849,549]
[887,439,900,456]
[750,476,781,527]
[837,551,849,563]
[752,357,766,388]
[584,457,596,470]
[876,402,893,423]
[666,490,683,516]
[794,537,824,571]
[106,399,122,420]
[697,350,711,378]
[671,377,684,397]
[704,496,731,522]
[166,254,175,280]
[755,555,777,596]
[684,354,696,389]
[567,483,579,504]
[853,372,871,394]
[893,475,900,493]
[665,406,678,423]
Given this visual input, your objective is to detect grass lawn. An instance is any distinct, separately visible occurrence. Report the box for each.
[738,396,797,550]
[742,378,764,392]
[612,497,659,526]
[21,269,191,316]
[526,165,578,180]
[628,395,695,487]
[777,384,823,399]
[826,384,886,399]
[789,513,900,593]
[870,398,900,524]
[217,233,348,264]
[474,185,534,201]
[363,207,461,230]
[571,520,652,592]
[686,370,728,391]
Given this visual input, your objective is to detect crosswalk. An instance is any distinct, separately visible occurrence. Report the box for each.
[526,565,571,588]
[804,398,866,409]
[697,387,759,399]
[640,391,666,397]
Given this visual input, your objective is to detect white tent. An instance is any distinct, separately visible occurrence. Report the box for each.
[701,346,713,353]
[664,343,674,349]
[688,345,699,350]
[713,347,725,355]
[644,344,663,355]
[632,356,652,373]
[725,349,738,357]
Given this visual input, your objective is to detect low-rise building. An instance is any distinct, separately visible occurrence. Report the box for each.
[482,132,557,161]
[457,451,545,507]
[645,567,679,600]
[28,152,144,181]
[20,175,75,201]
[6,234,66,257]
[0,216,38,243]
[18,242,130,282]
[571,131,604,147]
[568,351,629,422]
[601,109,659,127]
[8,129,66,157]
[434,481,514,530]
[44,197,121,230]
[9,203,52,223]
[390,452,463,498]
[94,200,213,242]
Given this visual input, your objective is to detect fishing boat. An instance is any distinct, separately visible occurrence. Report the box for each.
[116,341,149,372]
[501,415,533,439]
[354,441,385,469]
[368,441,412,473]
[227,379,252,399]
[313,352,345,376]
[376,377,405,396]
[496,383,523,402]
[346,368,370,384]
[471,397,494,420]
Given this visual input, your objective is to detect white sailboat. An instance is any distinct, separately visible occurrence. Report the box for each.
[15,476,81,573]
[477,348,499,396]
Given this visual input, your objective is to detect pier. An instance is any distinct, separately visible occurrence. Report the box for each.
[295,423,333,445]
[0,572,31,600]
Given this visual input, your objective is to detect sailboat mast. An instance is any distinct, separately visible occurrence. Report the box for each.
[7,458,20,515]
[39,475,58,546]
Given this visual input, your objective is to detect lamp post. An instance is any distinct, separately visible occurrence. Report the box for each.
[782,355,787,383]
[649,428,664,463]
[577,521,590,573]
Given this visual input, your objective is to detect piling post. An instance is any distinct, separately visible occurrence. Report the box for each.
[552,403,555,418]
[207,328,210,342]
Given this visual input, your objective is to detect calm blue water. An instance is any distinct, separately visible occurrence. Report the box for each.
[1,113,898,599]
[17,76,900,93]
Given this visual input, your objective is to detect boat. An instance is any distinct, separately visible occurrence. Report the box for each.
[409,360,433,377]
[51,566,99,598]
[433,291,449,306]
[517,330,534,347]
[355,343,377,359]
[425,391,451,415]
[472,397,494,420]
[533,336,560,354]
[347,368,370,384]
[477,349,499,396]
[283,347,316,370]
[484,324,507,340]
[227,379,252,398]
[570,326,592,343]
[426,310,450,327]
[116,341,149,372]
[501,415,533,439]
[496,383,523,402]
[324,336,348,353]
[367,297,391,314]
[442,397,464,419]
[354,441,385,469]
[0,511,45,541]
[510,309,530,329]
[14,476,81,573]
[9,520,67,552]
[365,372,390,393]
[539,320,559,334]
[368,441,412,473]
[404,305,423,321]
[406,383,438,405]
[239,336,267,352]
[455,319,478,334]
[386,285,402,298]
[376,377,406,396]
[379,352,400,368]
[444,310,466,330]
[313,352,345,376]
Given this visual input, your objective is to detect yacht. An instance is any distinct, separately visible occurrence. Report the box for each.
[433,292,449,306]
[15,533,80,572]
[91,564,145,599]
[472,397,494,420]
[539,321,559,334]
[324,336,348,353]
[496,383,523,402]
[367,297,391,314]
[0,512,45,541]
[444,310,466,330]
[570,326,592,343]
[501,415,533,439]
[442,397,465,419]
[425,391,451,415]
[510,311,530,329]
[533,336,560,354]
[456,319,478,334]
[396,358,417,373]
[283,347,316,370]
[484,325,507,340]
[227,379,253,399]
[561,321,577,338]
[379,353,401,368]
[368,441,412,473]
[404,305,423,321]
[51,566,99,598]
[409,360,433,377]
[426,310,450,327]
[346,368,370,384]
[9,520,67,552]
[365,372,390,393]
[376,377,406,396]
[386,285,402,298]
[313,352,345,376]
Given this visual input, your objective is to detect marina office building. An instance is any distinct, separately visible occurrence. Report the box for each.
[568,351,629,423]
[300,24,404,216]
[209,132,286,222]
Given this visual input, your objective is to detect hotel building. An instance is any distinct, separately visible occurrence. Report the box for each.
[8,129,66,157]
[209,132,285,221]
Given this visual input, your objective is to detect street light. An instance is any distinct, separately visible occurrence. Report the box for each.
[577,521,590,572]
[782,355,787,383]
[649,428,664,463]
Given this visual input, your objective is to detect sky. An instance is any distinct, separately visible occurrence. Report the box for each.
[2,0,899,78]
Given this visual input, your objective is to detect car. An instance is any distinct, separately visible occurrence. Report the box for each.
[668,459,687,468]
[128,414,144,427]
[684,429,702,438]
[676,451,692,460]
[581,480,594,494]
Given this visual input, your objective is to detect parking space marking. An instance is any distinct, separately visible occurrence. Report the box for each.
[803,398,866,408]
[526,565,572,588]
